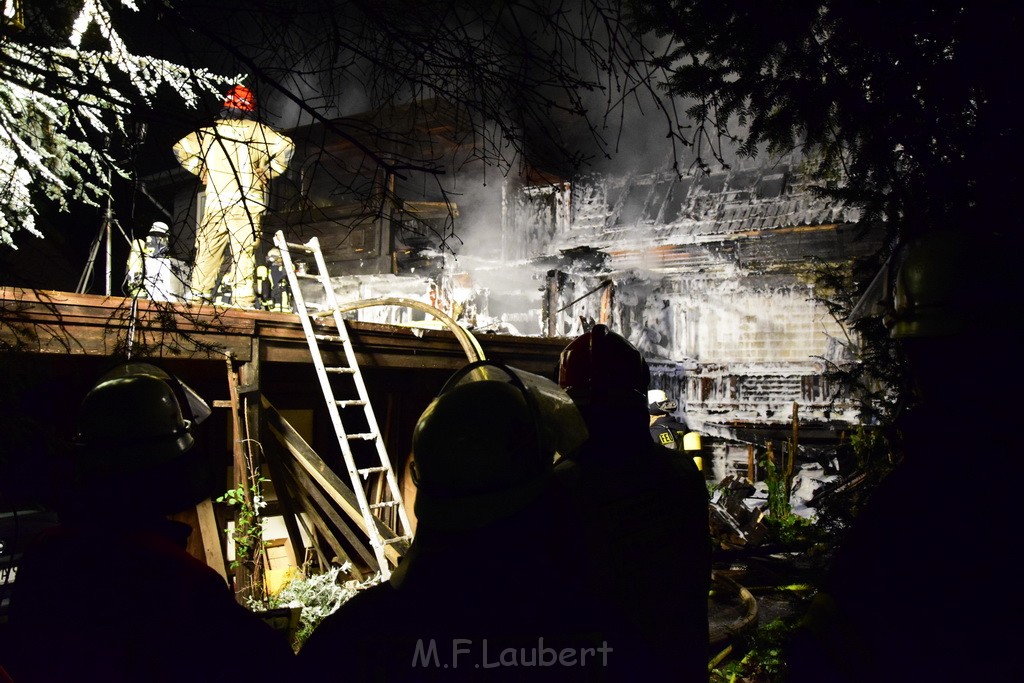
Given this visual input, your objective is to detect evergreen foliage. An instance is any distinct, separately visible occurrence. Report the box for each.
[626,2,1022,243]
[0,0,238,247]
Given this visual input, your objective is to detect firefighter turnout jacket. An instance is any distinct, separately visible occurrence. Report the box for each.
[173,118,293,306]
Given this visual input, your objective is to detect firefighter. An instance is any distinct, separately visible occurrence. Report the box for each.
[173,84,294,308]
[298,361,651,680]
[5,365,294,682]
[785,231,1016,682]
[256,247,290,312]
[648,389,706,471]
[555,324,711,682]
[647,388,685,449]
[126,221,171,298]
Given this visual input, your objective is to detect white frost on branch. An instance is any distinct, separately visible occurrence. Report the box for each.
[0,0,242,248]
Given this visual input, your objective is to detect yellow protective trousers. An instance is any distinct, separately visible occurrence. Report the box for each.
[190,203,263,306]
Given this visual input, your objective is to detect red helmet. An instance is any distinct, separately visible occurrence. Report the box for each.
[558,324,650,406]
[223,84,256,112]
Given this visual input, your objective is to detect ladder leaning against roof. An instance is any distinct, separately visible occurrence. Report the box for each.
[272,230,412,580]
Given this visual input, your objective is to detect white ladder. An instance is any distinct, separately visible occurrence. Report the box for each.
[272,230,412,579]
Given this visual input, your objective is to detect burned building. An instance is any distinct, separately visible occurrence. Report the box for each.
[143,99,883,479]
[507,163,885,476]
[1,96,889,638]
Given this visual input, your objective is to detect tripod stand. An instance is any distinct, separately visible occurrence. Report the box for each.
[76,170,128,296]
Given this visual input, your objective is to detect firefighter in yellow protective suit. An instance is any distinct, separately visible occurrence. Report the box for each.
[173,85,294,308]
[126,221,170,298]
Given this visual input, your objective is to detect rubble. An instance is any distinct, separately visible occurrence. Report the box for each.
[710,476,770,550]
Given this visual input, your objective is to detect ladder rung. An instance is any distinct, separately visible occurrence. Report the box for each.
[381,535,413,546]
[276,229,410,553]
[348,433,378,442]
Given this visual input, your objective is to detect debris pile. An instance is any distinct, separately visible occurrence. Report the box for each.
[709,476,769,550]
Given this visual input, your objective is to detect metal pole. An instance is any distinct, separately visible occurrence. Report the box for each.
[76,226,103,294]
[104,193,112,296]
[104,223,111,295]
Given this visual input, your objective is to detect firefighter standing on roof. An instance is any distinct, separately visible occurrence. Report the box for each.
[173,85,294,309]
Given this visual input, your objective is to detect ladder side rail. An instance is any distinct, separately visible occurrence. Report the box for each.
[311,239,413,538]
[273,232,394,577]
[298,236,399,576]
[304,239,394,577]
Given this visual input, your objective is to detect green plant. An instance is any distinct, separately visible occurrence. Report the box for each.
[252,563,381,651]
[217,470,271,604]
[217,478,269,568]
[764,513,819,548]
[711,617,799,682]
[759,444,827,548]
[849,424,892,471]
[812,424,899,547]
[761,449,791,522]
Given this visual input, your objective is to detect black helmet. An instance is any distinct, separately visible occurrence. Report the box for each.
[71,367,215,517]
[96,361,211,426]
[410,361,586,532]
[75,373,194,472]
[886,231,963,339]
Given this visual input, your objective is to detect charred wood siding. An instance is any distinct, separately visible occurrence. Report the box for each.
[512,162,880,441]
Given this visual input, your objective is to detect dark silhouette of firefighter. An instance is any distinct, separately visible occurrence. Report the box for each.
[255,247,291,312]
[298,361,652,680]
[4,363,294,682]
[555,324,711,681]
[648,388,706,473]
[785,231,1016,682]
[173,84,294,308]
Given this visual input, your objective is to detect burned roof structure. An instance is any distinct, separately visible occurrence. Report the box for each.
[501,157,883,474]
[141,97,882,479]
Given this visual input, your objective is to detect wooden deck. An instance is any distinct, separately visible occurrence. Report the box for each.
[0,287,567,374]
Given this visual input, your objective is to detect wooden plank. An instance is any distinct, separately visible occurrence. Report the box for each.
[262,395,409,564]
[277,466,360,574]
[0,289,257,333]
[260,410,315,574]
[224,356,256,601]
[0,320,248,360]
[195,498,228,581]
[278,454,374,573]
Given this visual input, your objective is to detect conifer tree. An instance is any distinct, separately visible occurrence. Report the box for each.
[0,0,237,248]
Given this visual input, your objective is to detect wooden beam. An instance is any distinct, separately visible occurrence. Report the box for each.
[278,454,374,574]
[195,498,228,581]
[262,395,409,564]
[224,356,256,601]
[1,287,568,373]
[261,412,319,573]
